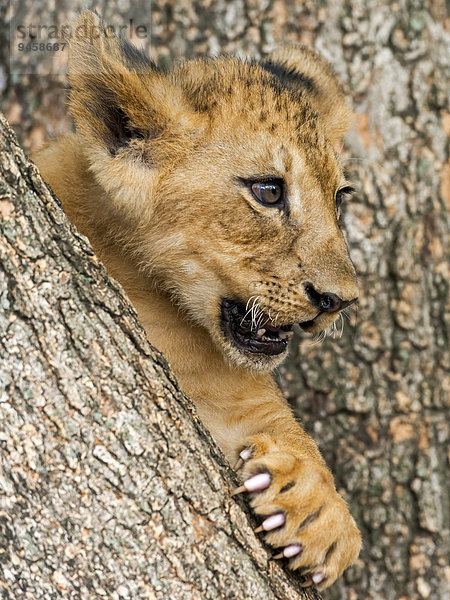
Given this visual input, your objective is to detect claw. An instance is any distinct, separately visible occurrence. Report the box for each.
[240,448,253,461]
[244,472,271,491]
[234,458,245,470]
[300,577,313,588]
[231,472,271,496]
[255,512,285,533]
[312,573,324,584]
[273,544,302,559]
[231,484,247,496]
[233,448,253,471]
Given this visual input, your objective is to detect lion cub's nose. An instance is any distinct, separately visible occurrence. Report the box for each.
[304,283,357,314]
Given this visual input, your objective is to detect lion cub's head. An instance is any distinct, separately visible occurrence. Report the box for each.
[68,12,358,371]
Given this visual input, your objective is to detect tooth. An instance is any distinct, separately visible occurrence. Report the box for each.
[256,328,266,337]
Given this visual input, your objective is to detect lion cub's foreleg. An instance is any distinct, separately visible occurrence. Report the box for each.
[194,377,361,591]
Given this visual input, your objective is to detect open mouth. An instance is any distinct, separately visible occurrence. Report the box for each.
[221,299,293,356]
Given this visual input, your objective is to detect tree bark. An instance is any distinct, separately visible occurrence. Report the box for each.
[150,5,450,598]
[2,2,449,599]
[0,112,318,599]
[277,4,450,600]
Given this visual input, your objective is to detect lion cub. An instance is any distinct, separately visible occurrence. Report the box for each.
[34,11,361,589]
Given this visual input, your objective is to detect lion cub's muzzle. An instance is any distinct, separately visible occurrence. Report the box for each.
[221,299,293,356]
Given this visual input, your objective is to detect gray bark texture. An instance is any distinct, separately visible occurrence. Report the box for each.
[1,1,449,600]
[0,112,319,600]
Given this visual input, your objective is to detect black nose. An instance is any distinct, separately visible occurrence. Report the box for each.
[304,283,357,314]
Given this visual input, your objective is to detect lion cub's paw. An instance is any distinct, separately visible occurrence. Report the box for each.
[232,435,361,590]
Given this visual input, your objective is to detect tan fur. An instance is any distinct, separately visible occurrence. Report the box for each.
[34,12,361,588]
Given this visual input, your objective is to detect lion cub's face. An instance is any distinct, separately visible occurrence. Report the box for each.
[69,13,358,371]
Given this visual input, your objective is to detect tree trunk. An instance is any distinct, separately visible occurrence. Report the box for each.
[0,112,318,599]
[2,2,448,600]
[277,4,450,600]
[152,5,450,597]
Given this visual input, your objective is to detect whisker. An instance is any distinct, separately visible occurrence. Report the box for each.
[291,116,317,137]
[251,305,257,330]
[329,315,345,340]
[260,307,272,329]
[256,309,265,330]
[340,157,381,168]
[335,141,345,157]
[312,328,327,346]
[251,296,261,330]
[241,295,257,325]
[339,313,345,338]
[261,316,271,328]
[341,309,351,323]
[245,295,257,311]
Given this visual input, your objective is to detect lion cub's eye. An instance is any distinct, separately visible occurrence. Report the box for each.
[250,181,283,206]
[335,185,355,211]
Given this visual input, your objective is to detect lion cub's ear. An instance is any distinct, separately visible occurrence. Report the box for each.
[260,43,352,144]
[68,11,204,158]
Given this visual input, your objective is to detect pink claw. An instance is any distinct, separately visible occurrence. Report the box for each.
[240,448,253,461]
[244,472,271,492]
[312,573,324,584]
[231,472,271,496]
[283,544,302,558]
[260,513,285,531]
